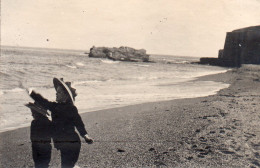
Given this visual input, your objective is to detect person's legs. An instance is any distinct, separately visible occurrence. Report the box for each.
[60,142,81,168]
[32,143,52,168]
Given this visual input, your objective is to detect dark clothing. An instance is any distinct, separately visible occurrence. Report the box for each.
[31,117,52,143]
[30,91,87,168]
[60,142,81,168]
[30,91,87,140]
[32,142,52,168]
[31,115,52,168]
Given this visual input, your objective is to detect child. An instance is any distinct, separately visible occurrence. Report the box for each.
[27,102,52,168]
[29,78,93,168]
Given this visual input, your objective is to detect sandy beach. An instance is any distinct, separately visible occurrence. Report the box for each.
[0,65,259,168]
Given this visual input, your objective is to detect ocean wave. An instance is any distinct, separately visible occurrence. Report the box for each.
[101,59,120,64]
[1,87,24,94]
[37,84,54,89]
[136,76,161,80]
[134,64,150,67]
[7,61,32,66]
[194,69,229,78]
[166,60,191,64]
[175,61,190,64]
[0,71,10,77]
[74,76,161,83]
[73,79,107,86]
[0,85,53,95]
[76,62,85,66]
[66,65,77,69]
[15,70,26,75]
[118,76,162,81]
[8,87,24,92]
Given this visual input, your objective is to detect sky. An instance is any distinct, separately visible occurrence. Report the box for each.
[1,0,260,57]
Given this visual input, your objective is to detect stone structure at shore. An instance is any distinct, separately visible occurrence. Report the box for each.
[200,26,260,67]
[88,46,149,62]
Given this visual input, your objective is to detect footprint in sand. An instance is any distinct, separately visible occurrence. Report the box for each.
[254,152,260,159]
[220,130,225,134]
[192,145,198,148]
[149,148,155,152]
[117,149,125,152]
[244,132,256,138]
[187,156,193,160]
[193,145,212,158]
[199,137,207,142]
[251,142,260,151]
[218,146,236,155]
[197,154,205,158]
[219,112,228,117]
[250,159,260,167]
[200,151,209,156]
[220,150,235,154]
[210,131,216,134]
[154,161,167,166]
[168,147,176,151]
[210,138,217,142]
[231,126,237,129]
[195,148,205,152]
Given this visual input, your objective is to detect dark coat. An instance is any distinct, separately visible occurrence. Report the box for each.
[31,116,52,143]
[30,91,87,143]
[30,113,52,168]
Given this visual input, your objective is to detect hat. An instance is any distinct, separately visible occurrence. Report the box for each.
[53,78,77,104]
[25,102,50,116]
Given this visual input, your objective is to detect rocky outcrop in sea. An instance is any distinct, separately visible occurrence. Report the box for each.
[88,46,149,62]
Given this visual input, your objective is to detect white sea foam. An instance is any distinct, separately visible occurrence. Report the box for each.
[194,69,229,78]
[101,59,120,64]
[76,62,85,66]
[73,80,104,86]
[3,87,24,93]
[134,64,150,67]
[66,65,77,69]
[175,61,190,64]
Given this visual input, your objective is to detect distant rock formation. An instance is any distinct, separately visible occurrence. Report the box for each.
[200,25,260,67]
[88,46,149,62]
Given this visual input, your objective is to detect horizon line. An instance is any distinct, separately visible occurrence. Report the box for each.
[0,45,204,58]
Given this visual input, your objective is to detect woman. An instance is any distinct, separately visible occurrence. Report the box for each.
[29,78,93,168]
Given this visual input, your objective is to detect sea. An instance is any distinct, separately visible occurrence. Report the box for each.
[0,46,229,133]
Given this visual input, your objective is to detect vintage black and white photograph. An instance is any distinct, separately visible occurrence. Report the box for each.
[0,0,260,167]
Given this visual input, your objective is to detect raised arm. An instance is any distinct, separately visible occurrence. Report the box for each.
[30,91,55,111]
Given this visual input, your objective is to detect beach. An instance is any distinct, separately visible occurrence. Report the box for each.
[0,46,229,133]
[0,65,259,168]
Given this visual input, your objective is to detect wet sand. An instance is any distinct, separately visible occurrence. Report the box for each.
[0,65,259,167]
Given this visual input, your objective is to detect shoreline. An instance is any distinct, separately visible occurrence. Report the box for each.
[0,69,230,134]
[1,65,259,167]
